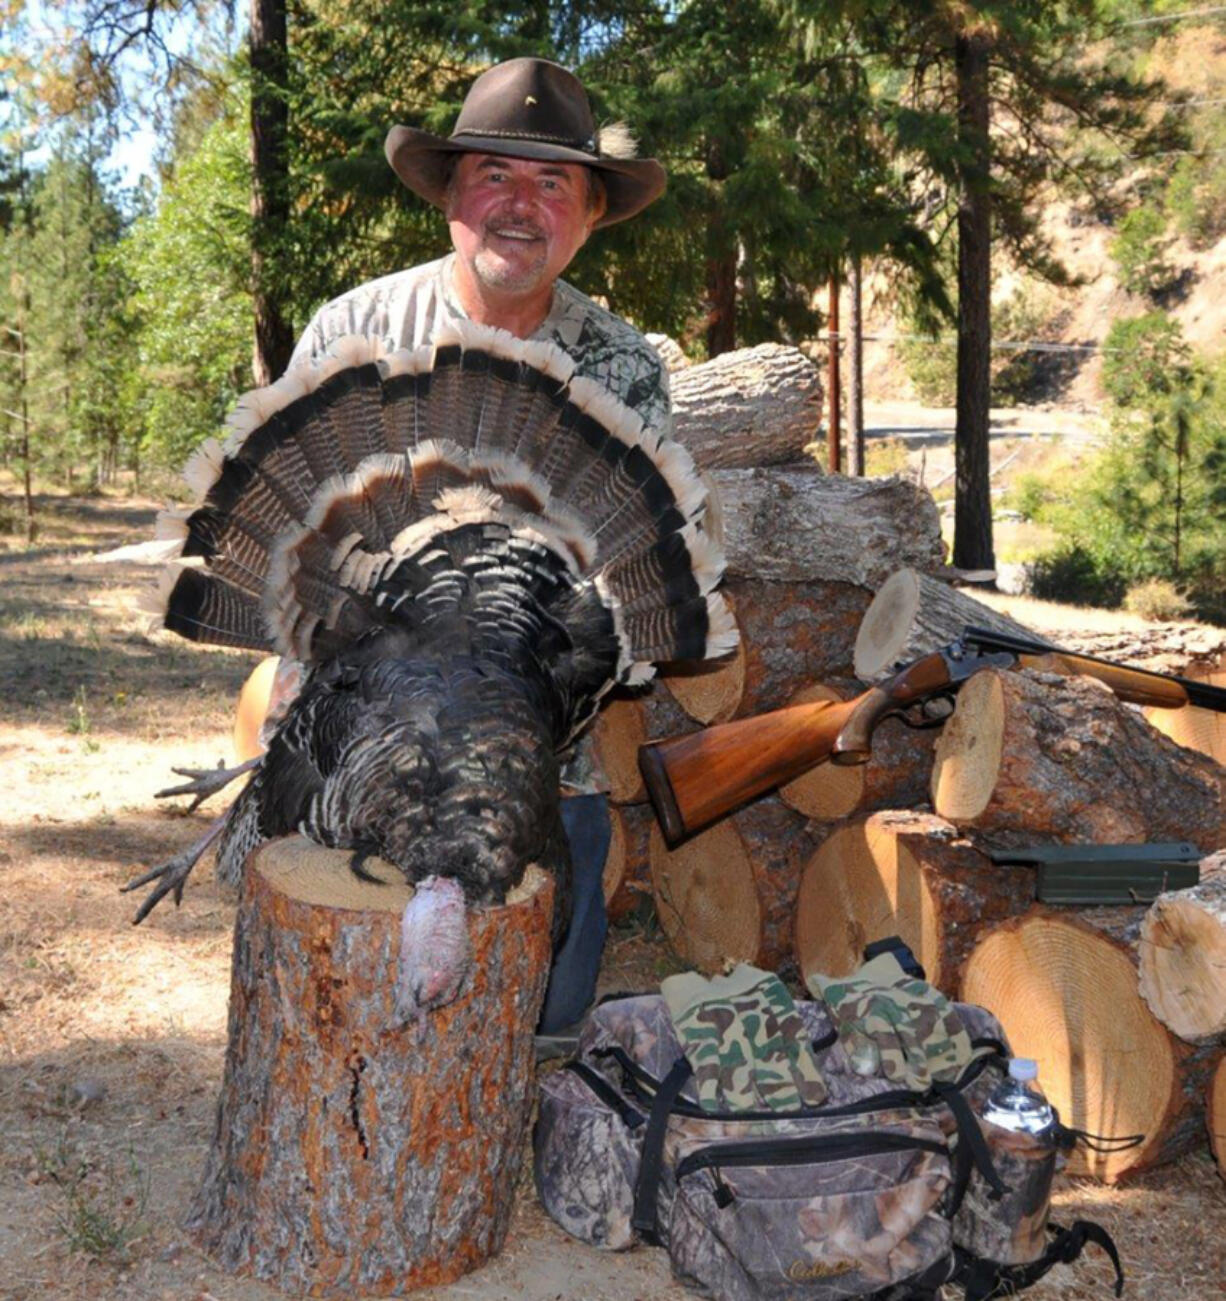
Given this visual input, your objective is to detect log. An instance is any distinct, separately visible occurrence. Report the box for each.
[233,654,279,762]
[589,691,650,804]
[187,837,553,1296]
[649,795,823,974]
[794,812,1033,993]
[931,667,1226,847]
[603,802,655,923]
[1138,852,1226,1044]
[669,343,822,470]
[660,592,747,724]
[1209,1054,1226,1181]
[711,467,944,588]
[778,688,938,822]
[1144,666,1226,767]
[854,567,1045,682]
[645,332,691,373]
[961,908,1226,1182]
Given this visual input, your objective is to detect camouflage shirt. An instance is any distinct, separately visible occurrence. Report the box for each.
[290,254,672,793]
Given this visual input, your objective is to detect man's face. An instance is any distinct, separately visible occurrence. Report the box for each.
[446,153,599,299]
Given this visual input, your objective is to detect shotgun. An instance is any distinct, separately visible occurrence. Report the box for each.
[639,625,1226,845]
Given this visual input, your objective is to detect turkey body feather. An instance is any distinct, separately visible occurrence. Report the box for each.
[131,321,735,1021]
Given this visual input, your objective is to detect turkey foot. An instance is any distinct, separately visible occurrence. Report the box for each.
[156,757,260,812]
[123,819,226,924]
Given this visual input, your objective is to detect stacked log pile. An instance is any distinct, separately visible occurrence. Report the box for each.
[622,527,1226,1180]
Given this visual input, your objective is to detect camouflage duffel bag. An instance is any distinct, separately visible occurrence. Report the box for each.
[534,993,1126,1301]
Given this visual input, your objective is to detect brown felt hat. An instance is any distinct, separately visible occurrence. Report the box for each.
[385,58,666,228]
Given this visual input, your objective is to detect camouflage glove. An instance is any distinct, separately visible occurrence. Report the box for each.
[808,952,973,1091]
[662,965,828,1113]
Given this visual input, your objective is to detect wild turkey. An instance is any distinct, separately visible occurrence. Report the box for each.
[127,320,734,1025]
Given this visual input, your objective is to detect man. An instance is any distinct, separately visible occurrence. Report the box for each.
[288,57,670,1038]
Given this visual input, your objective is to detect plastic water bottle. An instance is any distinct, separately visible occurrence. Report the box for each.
[981,1058,1055,1136]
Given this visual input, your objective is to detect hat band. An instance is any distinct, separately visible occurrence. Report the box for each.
[451,126,598,154]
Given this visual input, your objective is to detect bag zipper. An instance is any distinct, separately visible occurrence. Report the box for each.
[675,1130,950,1200]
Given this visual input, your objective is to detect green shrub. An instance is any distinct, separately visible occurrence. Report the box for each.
[1122,578,1193,622]
[1005,471,1052,523]
[865,436,911,478]
[1025,543,1127,608]
[1110,203,1175,297]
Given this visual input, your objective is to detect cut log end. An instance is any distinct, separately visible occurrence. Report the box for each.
[1138,874,1226,1043]
[661,597,747,725]
[930,670,1004,822]
[854,569,923,681]
[961,913,1177,1183]
[590,693,649,803]
[649,818,762,973]
[1210,1056,1226,1181]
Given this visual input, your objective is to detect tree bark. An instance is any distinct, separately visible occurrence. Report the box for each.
[1138,853,1226,1044]
[250,0,295,384]
[794,811,1032,992]
[187,838,553,1295]
[711,466,944,586]
[669,344,824,470]
[961,908,1226,1182]
[931,667,1226,847]
[953,28,995,573]
[853,567,1046,682]
[704,141,737,357]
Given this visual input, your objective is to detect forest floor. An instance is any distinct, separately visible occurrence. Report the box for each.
[1,490,1223,1301]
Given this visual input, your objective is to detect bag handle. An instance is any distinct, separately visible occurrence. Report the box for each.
[630,1055,693,1243]
[957,1219,1125,1299]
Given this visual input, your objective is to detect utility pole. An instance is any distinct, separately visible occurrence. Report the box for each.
[848,252,865,476]
[827,270,841,474]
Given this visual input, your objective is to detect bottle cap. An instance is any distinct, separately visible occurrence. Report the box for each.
[1008,1057,1038,1081]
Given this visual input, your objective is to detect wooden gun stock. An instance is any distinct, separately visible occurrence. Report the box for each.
[639,651,960,845]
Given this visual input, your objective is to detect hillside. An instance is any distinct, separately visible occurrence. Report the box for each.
[858,19,1226,411]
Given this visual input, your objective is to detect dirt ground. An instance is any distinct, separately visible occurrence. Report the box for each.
[2,491,1224,1301]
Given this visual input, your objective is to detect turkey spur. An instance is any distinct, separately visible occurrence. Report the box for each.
[127,321,735,1022]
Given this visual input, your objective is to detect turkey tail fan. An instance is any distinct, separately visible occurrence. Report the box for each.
[144,319,736,685]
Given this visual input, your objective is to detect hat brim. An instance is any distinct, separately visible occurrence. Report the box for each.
[385,125,666,228]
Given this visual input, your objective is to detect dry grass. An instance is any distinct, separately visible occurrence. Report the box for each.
[0,491,1222,1300]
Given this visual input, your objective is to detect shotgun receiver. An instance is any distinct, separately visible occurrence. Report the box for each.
[639,625,1226,845]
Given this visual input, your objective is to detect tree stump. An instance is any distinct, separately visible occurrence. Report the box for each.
[1209,1055,1226,1182]
[778,689,938,822]
[853,567,1045,682]
[960,908,1225,1182]
[669,343,822,469]
[1138,853,1226,1044]
[930,667,1226,847]
[793,811,1033,992]
[187,837,554,1296]
[649,795,823,974]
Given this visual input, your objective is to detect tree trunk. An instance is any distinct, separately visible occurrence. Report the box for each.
[704,141,736,357]
[187,838,553,1295]
[250,0,295,384]
[853,567,1046,682]
[669,344,824,470]
[794,811,1032,992]
[826,271,841,473]
[961,908,1225,1182]
[649,795,823,974]
[953,29,995,573]
[931,667,1226,847]
[1138,853,1226,1044]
